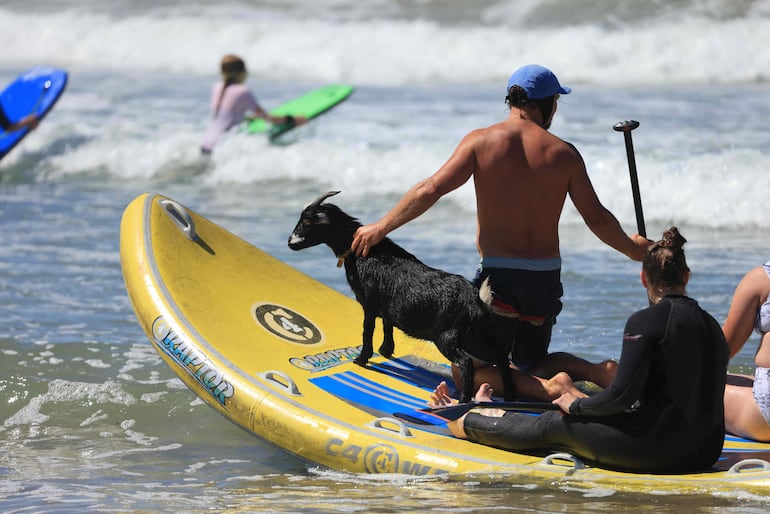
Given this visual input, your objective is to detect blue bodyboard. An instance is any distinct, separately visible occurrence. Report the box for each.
[0,66,68,160]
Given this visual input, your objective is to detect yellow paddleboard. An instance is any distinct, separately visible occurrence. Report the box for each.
[120,193,770,495]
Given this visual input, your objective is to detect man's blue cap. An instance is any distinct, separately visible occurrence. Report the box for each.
[506,64,571,100]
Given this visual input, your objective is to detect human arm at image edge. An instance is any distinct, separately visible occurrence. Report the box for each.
[722,266,766,359]
[0,106,39,133]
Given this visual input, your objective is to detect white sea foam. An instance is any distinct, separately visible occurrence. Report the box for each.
[0,2,768,86]
[2,380,136,430]
[0,3,766,231]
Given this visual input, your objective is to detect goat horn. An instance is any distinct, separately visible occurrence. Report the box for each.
[307,191,340,210]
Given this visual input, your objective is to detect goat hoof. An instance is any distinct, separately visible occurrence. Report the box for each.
[354,357,369,367]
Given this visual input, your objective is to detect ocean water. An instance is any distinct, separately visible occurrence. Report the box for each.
[1,0,770,511]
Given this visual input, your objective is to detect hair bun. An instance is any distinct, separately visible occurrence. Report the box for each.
[643,226,689,289]
[661,227,687,252]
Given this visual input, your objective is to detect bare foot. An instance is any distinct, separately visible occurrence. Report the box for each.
[472,383,505,417]
[474,383,494,402]
[428,381,457,408]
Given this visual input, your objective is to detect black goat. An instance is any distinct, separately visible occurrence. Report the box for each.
[287,191,516,403]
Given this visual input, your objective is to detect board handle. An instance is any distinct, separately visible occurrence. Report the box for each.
[366,417,413,438]
[258,370,302,396]
[541,452,586,475]
[159,198,198,241]
[727,459,770,474]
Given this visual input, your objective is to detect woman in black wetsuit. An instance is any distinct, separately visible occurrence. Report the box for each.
[431,227,729,473]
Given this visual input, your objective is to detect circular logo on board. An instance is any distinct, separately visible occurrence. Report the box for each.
[364,444,400,474]
[253,303,323,345]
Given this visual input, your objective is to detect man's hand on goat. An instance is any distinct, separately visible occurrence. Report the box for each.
[351,224,386,257]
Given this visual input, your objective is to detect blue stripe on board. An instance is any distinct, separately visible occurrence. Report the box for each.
[725,434,760,443]
[722,434,770,454]
[368,357,453,392]
[312,371,425,410]
[310,371,448,426]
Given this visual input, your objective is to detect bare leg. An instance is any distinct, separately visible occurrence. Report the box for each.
[451,361,585,402]
[724,375,770,442]
[527,351,617,388]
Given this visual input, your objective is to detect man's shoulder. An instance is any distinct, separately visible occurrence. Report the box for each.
[464,121,520,144]
[560,139,582,158]
[537,132,583,171]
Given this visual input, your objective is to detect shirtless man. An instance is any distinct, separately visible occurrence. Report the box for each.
[350,64,650,397]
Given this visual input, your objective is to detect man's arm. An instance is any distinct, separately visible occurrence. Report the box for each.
[565,146,649,261]
[351,131,479,257]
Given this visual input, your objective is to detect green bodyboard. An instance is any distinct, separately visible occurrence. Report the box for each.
[246,84,353,139]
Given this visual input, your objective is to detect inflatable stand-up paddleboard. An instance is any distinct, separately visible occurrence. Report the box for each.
[246,84,353,140]
[0,66,68,161]
[120,192,770,496]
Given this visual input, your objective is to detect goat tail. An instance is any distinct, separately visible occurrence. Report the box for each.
[478,277,494,306]
[478,277,520,319]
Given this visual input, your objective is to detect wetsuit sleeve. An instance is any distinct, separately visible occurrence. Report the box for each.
[569,303,669,416]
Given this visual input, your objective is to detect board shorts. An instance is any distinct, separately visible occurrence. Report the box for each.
[473,257,563,372]
[754,366,770,424]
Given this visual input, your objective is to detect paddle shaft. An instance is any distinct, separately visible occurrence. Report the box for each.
[613,120,646,238]
[423,400,560,421]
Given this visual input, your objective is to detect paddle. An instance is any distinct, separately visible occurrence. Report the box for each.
[613,120,646,238]
[421,400,561,421]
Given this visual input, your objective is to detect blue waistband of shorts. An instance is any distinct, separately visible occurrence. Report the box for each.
[479,256,562,272]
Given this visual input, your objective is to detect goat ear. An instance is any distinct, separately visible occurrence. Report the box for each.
[306,191,340,210]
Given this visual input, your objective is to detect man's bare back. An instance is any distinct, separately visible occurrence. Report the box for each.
[469,115,578,259]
